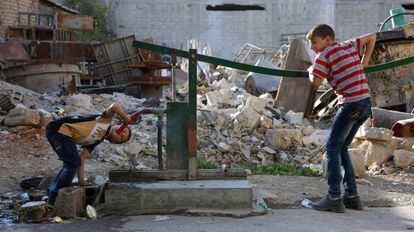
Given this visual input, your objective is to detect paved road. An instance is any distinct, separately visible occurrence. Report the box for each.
[3,207,414,232]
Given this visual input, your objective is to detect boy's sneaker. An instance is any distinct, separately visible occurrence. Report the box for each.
[342,193,363,210]
[310,195,345,213]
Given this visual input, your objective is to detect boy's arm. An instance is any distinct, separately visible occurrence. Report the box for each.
[360,33,377,68]
[308,70,323,88]
[308,65,325,88]
[103,103,131,122]
[311,76,323,88]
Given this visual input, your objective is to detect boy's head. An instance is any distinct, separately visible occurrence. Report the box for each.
[306,24,336,53]
[108,125,132,144]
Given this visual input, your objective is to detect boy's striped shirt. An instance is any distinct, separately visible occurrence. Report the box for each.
[310,37,370,104]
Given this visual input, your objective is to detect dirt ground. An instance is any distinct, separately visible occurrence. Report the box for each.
[249,173,414,209]
[0,126,118,194]
[1,127,413,210]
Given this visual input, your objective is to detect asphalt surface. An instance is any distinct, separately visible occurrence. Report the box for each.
[3,206,414,232]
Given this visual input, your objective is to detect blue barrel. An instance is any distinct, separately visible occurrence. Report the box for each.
[390,7,407,28]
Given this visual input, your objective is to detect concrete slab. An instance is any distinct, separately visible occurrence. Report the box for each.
[105,180,252,215]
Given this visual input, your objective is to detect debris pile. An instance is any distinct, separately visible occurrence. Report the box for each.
[348,125,414,176]
[195,77,330,168]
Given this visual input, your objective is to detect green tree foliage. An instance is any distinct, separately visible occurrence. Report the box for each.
[63,0,108,41]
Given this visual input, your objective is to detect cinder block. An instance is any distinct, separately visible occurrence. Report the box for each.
[54,187,85,218]
[105,180,252,215]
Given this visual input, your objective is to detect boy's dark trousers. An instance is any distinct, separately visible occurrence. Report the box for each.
[45,123,81,205]
[326,97,371,198]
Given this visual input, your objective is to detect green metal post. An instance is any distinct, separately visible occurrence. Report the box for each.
[188,49,197,180]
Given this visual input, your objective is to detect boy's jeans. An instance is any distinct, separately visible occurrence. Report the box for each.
[326,97,371,199]
[46,125,81,204]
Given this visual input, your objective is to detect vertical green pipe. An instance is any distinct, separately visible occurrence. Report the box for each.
[188,49,197,179]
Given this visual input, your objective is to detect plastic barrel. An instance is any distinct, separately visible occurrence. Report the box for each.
[390,7,407,28]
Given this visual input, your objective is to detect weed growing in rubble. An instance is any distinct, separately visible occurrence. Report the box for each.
[241,162,322,177]
[197,158,218,169]
[195,158,322,176]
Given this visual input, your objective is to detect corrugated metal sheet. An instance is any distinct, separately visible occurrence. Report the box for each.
[57,12,94,31]
[0,39,31,64]
[93,35,142,85]
[35,41,96,60]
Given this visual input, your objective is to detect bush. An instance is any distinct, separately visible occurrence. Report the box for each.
[63,0,108,41]
[197,157,217,169]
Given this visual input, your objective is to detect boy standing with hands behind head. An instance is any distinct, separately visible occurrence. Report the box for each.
[307,24,376,213]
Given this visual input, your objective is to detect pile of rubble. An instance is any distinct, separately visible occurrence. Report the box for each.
[348,125,414,178]
[2,68,414,178]
[196,77,330,167]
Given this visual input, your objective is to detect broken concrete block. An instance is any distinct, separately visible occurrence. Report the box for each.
[219,89,233,102]
[123,142,143,155]
[302,125,316,136]
[257,152,270,166]
[222,108,239,119]
[4,107,41,127]
[348,149,366,178]
[54,187,85,218]
[213,78,232,90]
[66,94,91,109]
[233,94,247,106]
[285,110,303,125]
[246,95,267,114]
[262,146,276,155]
[302,129,330,146]
[349,139,363,149]
[393,150,414,168]
[242,147,251,160]
[260,115,273,129]
[199,109,218,126]
[273,119,283,128]
[356,140,394,167]
[259,93,273,99]
[205,91,227,106]
[266,128,302,150]
[19,201,51,222]
[64,94,92,116]
[234,106,261,129]
[37,109,53,128]
[215,111,229,128]
[355,127,394,142]
[393,137,414,150]
[218,142,230,152]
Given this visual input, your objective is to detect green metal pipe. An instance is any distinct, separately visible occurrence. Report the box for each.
[132,40,414,78]
[187,49,197,180]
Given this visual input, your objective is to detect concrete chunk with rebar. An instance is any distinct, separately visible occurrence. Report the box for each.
[104,180,252,215]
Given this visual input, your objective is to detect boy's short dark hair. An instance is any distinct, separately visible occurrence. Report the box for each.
[306,24,335,40]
